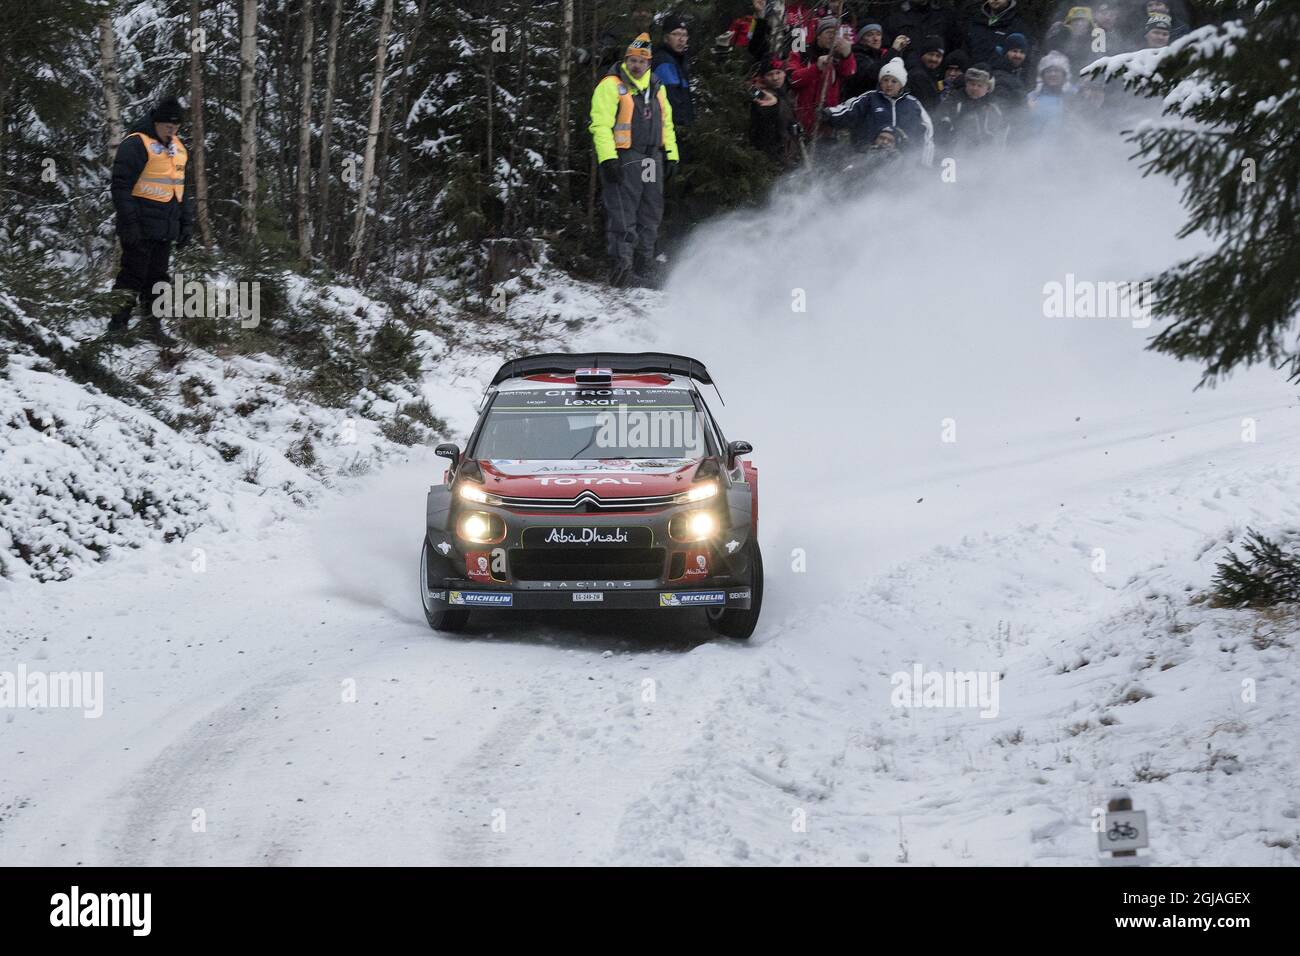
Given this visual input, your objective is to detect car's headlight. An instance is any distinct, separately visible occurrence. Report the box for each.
[457,481,502,505]
[669,509,719,542]
[458,511,505,544]
[673,481,718,505]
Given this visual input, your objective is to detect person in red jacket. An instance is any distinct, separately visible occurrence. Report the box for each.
[718,0,766,51]
[787,16,856,138]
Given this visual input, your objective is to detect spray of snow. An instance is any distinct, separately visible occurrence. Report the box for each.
[645,134,1296,602]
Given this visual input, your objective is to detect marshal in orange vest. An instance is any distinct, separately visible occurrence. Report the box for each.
[126,131,188,204]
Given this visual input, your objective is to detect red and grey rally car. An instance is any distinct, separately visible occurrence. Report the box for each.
[419,352,763,638]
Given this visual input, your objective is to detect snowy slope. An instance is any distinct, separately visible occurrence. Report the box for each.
[2,139,1298,866]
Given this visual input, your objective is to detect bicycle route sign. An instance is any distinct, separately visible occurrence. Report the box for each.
[1099,810,1149,851]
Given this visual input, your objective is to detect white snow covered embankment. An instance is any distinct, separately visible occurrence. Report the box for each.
[0,263,640,583]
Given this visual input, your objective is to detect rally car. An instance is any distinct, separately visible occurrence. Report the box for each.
[419,352,762,638]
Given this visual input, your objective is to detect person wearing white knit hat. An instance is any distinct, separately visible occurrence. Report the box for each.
[819,54,934,164]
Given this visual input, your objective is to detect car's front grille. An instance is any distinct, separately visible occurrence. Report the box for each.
[498,491,678,513]
[508,547,666,581]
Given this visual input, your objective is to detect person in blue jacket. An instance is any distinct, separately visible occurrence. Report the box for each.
[820,58,935,165]
[652,14,694,160]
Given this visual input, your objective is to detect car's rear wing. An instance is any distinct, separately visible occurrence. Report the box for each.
[489,352,714,386]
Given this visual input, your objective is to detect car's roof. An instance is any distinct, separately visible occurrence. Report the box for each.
[495,372,697,393]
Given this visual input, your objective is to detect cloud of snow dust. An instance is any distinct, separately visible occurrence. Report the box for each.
[310,454,444,626]
[651,132,1296,602]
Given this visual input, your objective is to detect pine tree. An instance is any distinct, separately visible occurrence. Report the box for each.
[1211,528,1300,608]
[1085,1,1300,385]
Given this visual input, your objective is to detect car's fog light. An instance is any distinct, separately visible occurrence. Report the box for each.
[458,511,504,544]
[670,509,718,542]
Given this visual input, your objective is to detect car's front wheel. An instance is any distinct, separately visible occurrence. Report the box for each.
[707,540,763,640]
[420,538,470,633]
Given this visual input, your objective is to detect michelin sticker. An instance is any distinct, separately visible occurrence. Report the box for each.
[449,591,513,607]
[659,591,726,607]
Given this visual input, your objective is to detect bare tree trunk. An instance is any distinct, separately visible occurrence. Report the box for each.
[585,1,600,229]
[188,0,213,248]
[98,12,124,161]
[557,0,573,202]
[504,23,529,234]
[296,0,315,262]
[239,0,259,245]
[348,0,394,279]
[275,0,293,226]
[315,0,342,260]
[484,39,494,201]
[367,0,427,276]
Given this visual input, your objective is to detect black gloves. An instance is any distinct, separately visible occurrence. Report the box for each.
[600,159,620,185]
[665,160,678,182]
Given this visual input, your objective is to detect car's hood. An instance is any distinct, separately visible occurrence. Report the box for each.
[479,458,699,498]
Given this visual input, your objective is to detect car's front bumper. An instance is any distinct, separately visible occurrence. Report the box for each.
[423,491,757,611]
[425,585,755,611]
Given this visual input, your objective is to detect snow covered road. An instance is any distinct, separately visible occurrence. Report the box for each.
[3,360,1297,865]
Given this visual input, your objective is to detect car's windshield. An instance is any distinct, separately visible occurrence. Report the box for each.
[472,386,713,460]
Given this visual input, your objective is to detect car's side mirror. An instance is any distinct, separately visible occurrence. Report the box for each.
[726,439,752,468]
[435,443,461,463]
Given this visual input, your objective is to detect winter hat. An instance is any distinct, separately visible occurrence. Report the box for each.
[942,49,970,74]
[626,33,653,59]
[1036,49,1071,77]
[150,97,183,124]
[920,34,945,55]
[1003,32,1028,51]
[757,54,787,75]
[1064,6,1094,24]
[964,64,995,90]
[1144,13,1172,32]
[660,14,688,34]
[816,16,839,36]
[858,23,882,41]
[875,125,909,147]
[878,58,909,87]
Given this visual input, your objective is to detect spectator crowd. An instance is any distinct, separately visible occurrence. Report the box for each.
[589,1,1191,285]
[728,0,1190,168]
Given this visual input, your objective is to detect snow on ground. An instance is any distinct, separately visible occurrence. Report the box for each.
[2,138,1298,865]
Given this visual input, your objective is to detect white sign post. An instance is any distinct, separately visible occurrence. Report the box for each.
[1099,792,1150,866]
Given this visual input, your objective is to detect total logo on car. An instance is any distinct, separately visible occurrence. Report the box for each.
[419,352,763,638]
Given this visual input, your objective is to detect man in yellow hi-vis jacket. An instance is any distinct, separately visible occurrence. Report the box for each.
[589,33,679,288]
[108,97,194,342]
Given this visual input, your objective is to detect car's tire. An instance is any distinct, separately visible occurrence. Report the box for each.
[707,539,763,640]
[420,538,470,633]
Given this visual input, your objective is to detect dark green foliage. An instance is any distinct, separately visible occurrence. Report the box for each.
[1085,1,1300,385]
[305,354,366,407]
[286,433,318,468]
[1211,528,1300,608]
[363,319,422,383]
[398,397,448,434]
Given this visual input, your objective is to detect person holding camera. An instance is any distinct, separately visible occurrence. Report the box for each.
[748,55,801,168]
